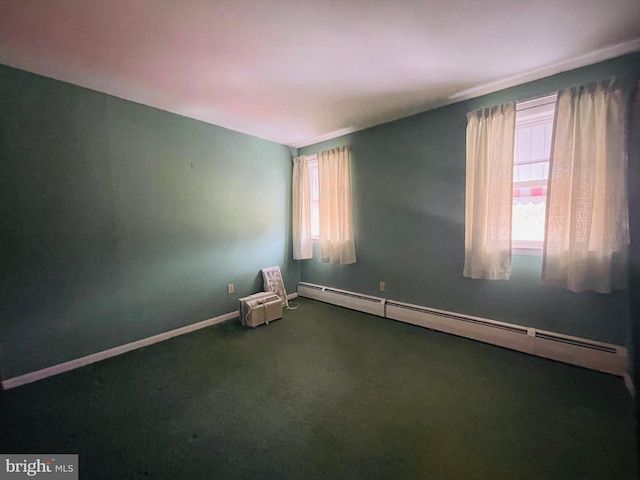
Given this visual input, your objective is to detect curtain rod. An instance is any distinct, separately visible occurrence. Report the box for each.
[515,75,623,111]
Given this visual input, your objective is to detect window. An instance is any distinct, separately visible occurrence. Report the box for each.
[292,146,356,264]
[308,155,320,239]
[465,88,623,286]
[512,94,556,254]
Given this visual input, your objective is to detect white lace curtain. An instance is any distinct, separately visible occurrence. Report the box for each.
[318,146,357,264]
[292,146,356,264]
[542,82,629,293]
[292,155,312,260]
[464,102,516,280]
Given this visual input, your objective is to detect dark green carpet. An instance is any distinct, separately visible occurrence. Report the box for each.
[1,298,636,479]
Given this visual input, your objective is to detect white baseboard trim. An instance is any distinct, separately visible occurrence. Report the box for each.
[2,291,300,390]
[2,310,240,390]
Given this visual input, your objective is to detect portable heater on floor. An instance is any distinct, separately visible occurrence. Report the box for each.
[239,292,283,328]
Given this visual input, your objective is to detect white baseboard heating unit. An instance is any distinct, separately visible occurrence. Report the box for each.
[239,292,283,328]
[298,282,627,377]
[297,282,386,317]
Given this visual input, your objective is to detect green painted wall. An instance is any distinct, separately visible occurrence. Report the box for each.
[300,52,640,345]
[0,65,299,378]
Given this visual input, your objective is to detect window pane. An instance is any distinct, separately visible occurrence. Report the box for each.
[515,129,531,164]
[514,163,530,182]
[513,98,554,246]
[512,201,546,242]
[307,160,320,239]
[530,124,548,161]
[530,161,547,181]
[310,165,319,201]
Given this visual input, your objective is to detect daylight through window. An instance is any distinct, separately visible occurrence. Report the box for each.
[308,155,319,239]
[512,94,556,253]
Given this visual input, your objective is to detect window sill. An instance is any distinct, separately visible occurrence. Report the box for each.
[512,245,542,256]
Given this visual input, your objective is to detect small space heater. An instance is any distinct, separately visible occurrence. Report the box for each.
[239,292,283,328]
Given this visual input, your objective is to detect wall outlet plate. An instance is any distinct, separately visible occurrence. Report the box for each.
[227,284,234,294]
[379,281,385,292]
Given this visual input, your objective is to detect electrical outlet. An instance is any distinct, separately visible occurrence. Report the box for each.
[379,281,385,292]
[227,284,234,294]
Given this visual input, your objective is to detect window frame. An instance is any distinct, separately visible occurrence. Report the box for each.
[512,94,556,256]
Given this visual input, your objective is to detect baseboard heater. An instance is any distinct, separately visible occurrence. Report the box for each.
[297,282,386,317]
[298,282,627,377]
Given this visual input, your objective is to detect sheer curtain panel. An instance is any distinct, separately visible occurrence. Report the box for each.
[318,146,357,264]
[464,102,516,280]
[292,155,312,260]
[542,81,628,293]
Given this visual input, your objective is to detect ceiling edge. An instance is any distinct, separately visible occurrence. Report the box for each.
[293,38,640,149]
[449,38,640,101]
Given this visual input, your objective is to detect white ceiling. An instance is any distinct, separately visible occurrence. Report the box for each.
[1,0,639,148]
